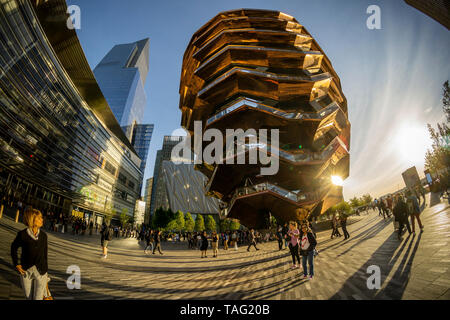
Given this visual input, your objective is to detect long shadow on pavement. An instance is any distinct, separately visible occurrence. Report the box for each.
[330,231,421,300]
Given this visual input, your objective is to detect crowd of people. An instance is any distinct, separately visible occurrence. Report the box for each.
[7,178,448,300]
[373,187,426,240]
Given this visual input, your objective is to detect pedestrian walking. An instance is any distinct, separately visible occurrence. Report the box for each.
[231,231,238,250]
[144,230,154,254]
[406,190,424,233]
[340,214,350,240]
[89,220,93,236]
[282,223,289,249]
[152,230,164,255]
[200,231,209,258]
[211,231,219,257]
[331,215,341,238]
[223,231,230,250]
[287,222,301,269]
[11,207,51,300]
[299,223,317,280]
[276,225,284,250]
[247,228,259,251]
[393,195,412,240]
[100,222,112,258]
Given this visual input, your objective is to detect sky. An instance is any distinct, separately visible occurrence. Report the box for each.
[67,0,450,200]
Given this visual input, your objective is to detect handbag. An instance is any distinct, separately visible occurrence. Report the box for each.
[43,283,53,300]
[313,248,319,257]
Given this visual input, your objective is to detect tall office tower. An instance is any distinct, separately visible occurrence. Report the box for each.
[143,177,153,224]
[94,39,154,176]
[179,9,350,228]
[404,0,450,29]
[149,136,193,217]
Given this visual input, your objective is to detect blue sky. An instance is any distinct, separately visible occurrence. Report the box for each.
[68,0,450,200]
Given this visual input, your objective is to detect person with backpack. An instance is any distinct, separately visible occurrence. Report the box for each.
[340,214,350,240]
[100,222,112,259]
[299,223,317,280]
[406,190,424,233]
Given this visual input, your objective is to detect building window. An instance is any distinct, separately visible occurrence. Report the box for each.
[118,172,127,185]
[104,161,116,176]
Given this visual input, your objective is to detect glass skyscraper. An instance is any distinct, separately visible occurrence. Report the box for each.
[94,39,154,177]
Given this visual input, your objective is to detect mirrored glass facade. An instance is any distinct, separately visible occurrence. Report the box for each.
[0,0,142,223]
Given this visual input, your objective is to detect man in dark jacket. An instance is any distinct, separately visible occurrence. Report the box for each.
[393,195,411,240]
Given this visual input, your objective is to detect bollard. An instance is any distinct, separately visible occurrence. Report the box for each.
[15,209,20,223]
[0,204,3,219]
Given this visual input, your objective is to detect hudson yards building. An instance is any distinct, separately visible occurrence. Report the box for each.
[0,0,142,225]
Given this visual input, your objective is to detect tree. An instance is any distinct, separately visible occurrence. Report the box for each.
[349,197,361,208]
[174,210,185,232]
[361,194,373,205]
[119,212,129,227]
[205,215,216,232]
[229,219,240,231]
[443,80,450,123]
[425,81,450,175]
[335,201,352,216]
[152,207,175,230]
[194,214,205,232]
[270,215,278,228]
[184,212,195,232]
[219,219,229,232]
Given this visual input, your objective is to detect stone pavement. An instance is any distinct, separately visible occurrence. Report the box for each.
[0,193,449,300]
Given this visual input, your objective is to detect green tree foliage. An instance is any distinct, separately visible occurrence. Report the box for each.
[174,211,185,232]
[119,212,129,227]
[270,215,278,228]
[349,197,361,208]
[361,194,373,205]
[184,212,195,232]
[425,81,450,175]
[152,207,175,230]
[219,219,230,232]
[230,219,240,231]
[194,214,205,232]
[335,201,352,215]
[205,215,216,232]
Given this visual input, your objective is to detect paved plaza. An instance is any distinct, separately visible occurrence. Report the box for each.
[0,193,449,300]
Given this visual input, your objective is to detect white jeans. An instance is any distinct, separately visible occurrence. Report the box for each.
[20,265,49,300]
